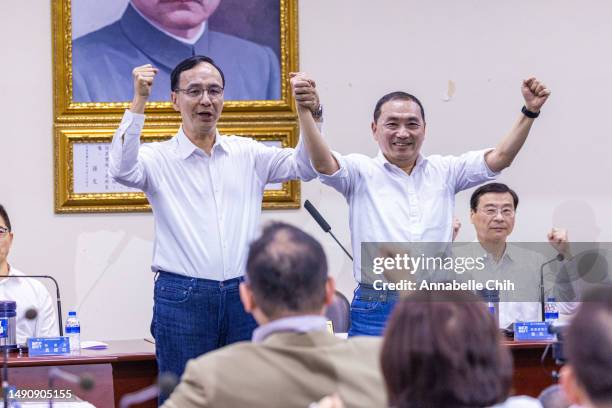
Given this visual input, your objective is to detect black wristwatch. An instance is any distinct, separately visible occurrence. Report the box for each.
[521,106,540,118]
[311,104,323,120]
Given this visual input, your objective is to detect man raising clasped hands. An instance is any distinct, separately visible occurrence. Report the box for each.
[291,72,551,336]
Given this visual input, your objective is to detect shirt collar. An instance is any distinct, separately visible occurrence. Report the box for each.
[120,4,211,70]
[476,241,515,263]
[375,150,428,172]
[176,128,228,160]
[252,315,328,343]
[130,1,207,44]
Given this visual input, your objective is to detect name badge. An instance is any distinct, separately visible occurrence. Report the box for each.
[27,337,71,356]
[513,322,554,341]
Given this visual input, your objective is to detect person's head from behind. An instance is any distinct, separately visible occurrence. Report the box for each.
[371,92,426,171]
[0,204,14,270]
[470,182,519,245]
[170,55,226,138]
[131,0,221,33]
[561,287,612,408]
[381,290,512,408]
[240,222,335,324]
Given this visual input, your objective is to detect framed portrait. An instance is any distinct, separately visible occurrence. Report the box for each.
[52,0,299,121]
[54,122,301,213]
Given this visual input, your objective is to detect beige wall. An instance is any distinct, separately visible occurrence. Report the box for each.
[1,0,610,340]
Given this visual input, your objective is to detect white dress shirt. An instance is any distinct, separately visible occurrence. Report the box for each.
[319,149,498,282]
[0,267,59,344]
[109,110,315,280]
[476,244,545,329]
[458,241,579,328]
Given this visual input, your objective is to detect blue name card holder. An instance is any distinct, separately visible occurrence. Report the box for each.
[0,318,8,338]
[513,322,554,341]
[27,336,71,356]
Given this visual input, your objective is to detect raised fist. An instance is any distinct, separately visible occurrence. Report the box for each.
[522,77,551,113]
[132,64,159,99]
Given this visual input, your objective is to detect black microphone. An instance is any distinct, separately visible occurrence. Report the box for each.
[119,372,178,408]
[540,253,565,321]
[48,367,95,391]
[47,367,95,408]
[24,308,38,321]
[304,200,353,261]
[2,275,64,336]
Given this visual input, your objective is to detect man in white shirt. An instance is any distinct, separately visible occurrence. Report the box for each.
[290,73,551,336]
[0,204,58,344]
[468,182,571,328]
[109,56,315,385]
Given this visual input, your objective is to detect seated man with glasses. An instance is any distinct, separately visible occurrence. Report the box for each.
[0,204,58,344]
[466,182,572,328]
[109,55,316,391]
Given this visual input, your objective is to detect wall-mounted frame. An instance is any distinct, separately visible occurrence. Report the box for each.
[54,122,301,213]
[52,0,299,122]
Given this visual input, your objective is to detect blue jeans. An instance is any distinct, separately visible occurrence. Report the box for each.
[151,271,257,387]
[347,283,399,337]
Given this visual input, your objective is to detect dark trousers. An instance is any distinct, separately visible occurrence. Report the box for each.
[347,283,399,337]
[151,271,257,402]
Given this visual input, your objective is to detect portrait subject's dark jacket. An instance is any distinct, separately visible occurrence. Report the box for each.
[72,4,280,102]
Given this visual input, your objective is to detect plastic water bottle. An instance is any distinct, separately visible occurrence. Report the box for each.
[487,301,499,324]
[544,297,559,322]
[65,311,81,352]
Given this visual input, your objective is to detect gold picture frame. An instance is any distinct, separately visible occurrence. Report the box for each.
[52,0,299,122]
[52,0,303,213]
[54,122,301,213]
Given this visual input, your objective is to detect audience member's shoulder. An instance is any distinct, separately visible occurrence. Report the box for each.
[346,335,383,351]
[492,395,543,408]
[190,340,257,366]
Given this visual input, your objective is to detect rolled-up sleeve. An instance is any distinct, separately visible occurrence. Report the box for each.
[451,148,500,193]
[108,110,149,191]
[317,151,356,197]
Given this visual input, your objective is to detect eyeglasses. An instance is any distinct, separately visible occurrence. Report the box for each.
[0,227,10,239]
[479,207,515,218]
[175,86,224,100]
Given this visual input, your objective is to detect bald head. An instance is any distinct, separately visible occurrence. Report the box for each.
[245,222,328,319]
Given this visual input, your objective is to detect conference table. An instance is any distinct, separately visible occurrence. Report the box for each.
[3,338,558,407]
[5,340,157,407]
[506,340,559,397]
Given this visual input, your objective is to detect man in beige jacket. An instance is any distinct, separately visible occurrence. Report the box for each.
[162,222,385,408]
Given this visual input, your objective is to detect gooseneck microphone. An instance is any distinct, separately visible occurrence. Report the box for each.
[2,274,63,336]
[304,200,353,261]
[540,253,565,321]
[119,372,178,408]
[48,367,95,407]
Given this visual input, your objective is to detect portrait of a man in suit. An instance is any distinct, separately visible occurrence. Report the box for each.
[72,0,281,102]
